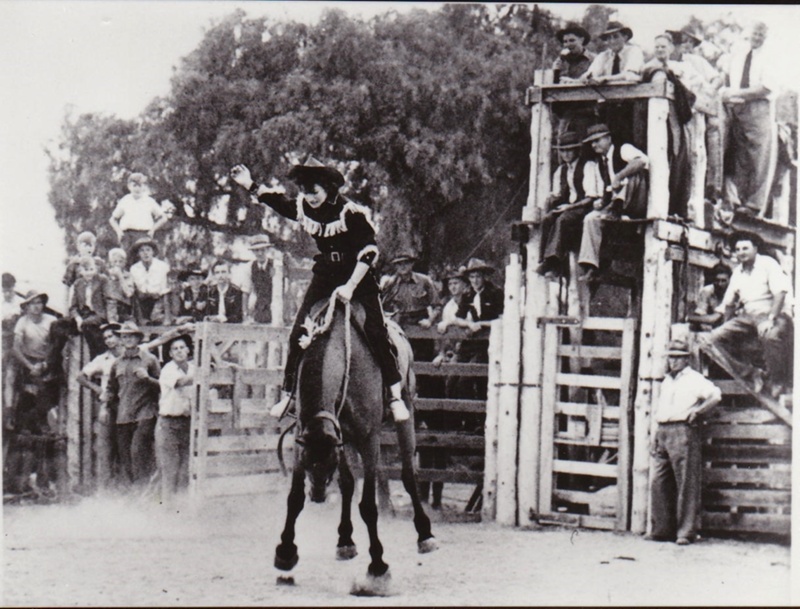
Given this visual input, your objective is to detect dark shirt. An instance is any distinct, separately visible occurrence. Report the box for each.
[70,275,111,322]
[257,192,379,292]
[207,284,244,323]
[107,349,161,424]
[178,285,210,322]
[460,281,504,322]
[382,272,439,325]
[249,260,273,323]
[560,50,594,79]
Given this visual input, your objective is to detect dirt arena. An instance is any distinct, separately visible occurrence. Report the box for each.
[3,482,791,606]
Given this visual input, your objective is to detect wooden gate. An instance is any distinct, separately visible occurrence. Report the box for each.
[190,322,291,499]
[536,317,637,531]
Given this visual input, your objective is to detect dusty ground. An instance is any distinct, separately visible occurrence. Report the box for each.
[3,481,792,606]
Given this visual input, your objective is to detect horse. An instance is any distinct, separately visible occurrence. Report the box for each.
[274,295,437,592]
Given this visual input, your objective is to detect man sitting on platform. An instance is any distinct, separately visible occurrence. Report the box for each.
[536,131,603,279]
[580,21,644,85]
[577,124,649,282]
[553,24,595,84]
[688,263,731,331]
[703,232,793,398]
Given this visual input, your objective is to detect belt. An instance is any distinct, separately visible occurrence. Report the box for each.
[318,251,352,264]
[657,420,690,426]
[160,414,190,420]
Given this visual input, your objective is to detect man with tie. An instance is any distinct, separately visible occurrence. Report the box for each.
[580,21,644,84]
[536,132,604,279]
[721,21,776,217]
[242,235,276,324]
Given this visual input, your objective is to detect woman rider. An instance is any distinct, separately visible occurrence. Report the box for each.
[230,158,409,422]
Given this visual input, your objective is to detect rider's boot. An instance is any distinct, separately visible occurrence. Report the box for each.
[388,382,410,422]
[270,391,293,418]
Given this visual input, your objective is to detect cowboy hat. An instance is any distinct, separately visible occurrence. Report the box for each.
[582,123,612,143]
[117,320,145,337]
[444,265,468,282]
[554,131,583,150]
[287,156,345,190]
[556,24,591,45]
[666,339,691,357]
[600,21,633,41]
[20,290,48,308]
[130,237,159,258]
[391,252,418,265]
[463,258,495,275]
[178,266,206,282]
[248,234,273,250]
[679,28,702,47]
[100,322,122,333]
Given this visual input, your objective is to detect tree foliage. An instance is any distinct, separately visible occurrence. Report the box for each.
[48,4,563,272]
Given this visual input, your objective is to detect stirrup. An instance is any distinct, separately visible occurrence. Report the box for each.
[270,395,293,419]
[389,398,410,422]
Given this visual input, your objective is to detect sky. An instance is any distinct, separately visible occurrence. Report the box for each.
[1,1,798,311]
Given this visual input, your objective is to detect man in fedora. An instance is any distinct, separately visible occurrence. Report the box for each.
[242,234,276,324]
[382,252,440,329]
[577,123,649,282]
[537,131,603,279]
[649,338,721,545]
[129,237,171,326]
[230,157,410,422]
[175,266,209,324]
[580,20,644,84]
[703,231,793,398]
[106,320,160,489]
[553,23,595,83]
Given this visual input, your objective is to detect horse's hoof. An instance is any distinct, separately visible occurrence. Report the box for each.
[274,553,299,571]
[276,575,295,586]
[418,537,439,554]
[336,545,358,560]
[350,571,392,597]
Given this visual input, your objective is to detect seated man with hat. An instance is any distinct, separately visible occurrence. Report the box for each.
[175,266,209,324]
[241,234,276,324]
[580,21,644,84]
[577,123,649,282]
[649,338,721,546]
[553,23,595,83]
[703,231,794,398]
[382,252,440,329]
[230,157,410,422]
[537,131,604,279]
[129,237,172,326]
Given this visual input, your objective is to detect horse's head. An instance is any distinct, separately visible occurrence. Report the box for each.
[299,411,342,503]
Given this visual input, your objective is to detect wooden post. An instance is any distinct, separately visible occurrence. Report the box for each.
[495,254,522,526]
[616,318,637,531]
[189,321,212,503]
[688,112,707,229]
[631,97,672,534]
[66,337,83,491]
[522,78,552,222]
[482,318,504,522]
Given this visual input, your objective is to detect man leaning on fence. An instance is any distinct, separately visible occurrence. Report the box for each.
[648,339,721,546]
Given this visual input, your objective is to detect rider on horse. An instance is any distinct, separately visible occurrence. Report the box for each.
[230,158,410,423]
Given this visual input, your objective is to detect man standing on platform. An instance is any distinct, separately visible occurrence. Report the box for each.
[243,235,276,324]
[721,21,776,217]
[649,339,721,546]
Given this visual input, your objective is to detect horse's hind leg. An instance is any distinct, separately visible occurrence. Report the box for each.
[275,465,305,571]
[336,448,358,560]
[395,414,437,552]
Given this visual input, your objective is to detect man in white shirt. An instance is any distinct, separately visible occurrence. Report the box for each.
[109,173,168,256]
[580,21,644,84]
[577,124,649,281]
[705,232,793,397]
[156,335,195,501]
[721,22,776,216]
[129,238,172,325]
[649,339,721,545]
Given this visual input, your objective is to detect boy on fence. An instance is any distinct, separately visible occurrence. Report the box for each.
[106,248,135,324]
[129,238,172,326]
[110,173,168,257]
[62,231,107,288]
[648,339,721,545]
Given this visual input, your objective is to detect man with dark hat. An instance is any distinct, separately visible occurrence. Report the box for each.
[382,252,440,329]
[704,231,793,398]
[175,266,209,324]
[106,320,160,488]
[129,237,172,325]
[537,132,603,278]
[580,21,644,84]
[242,234,276,324]
[553,23,595,83]
[649,338,721,545]
[577,123,649,281]
[230,158,410,422]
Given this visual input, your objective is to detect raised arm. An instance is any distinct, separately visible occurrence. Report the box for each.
[230,164,298,220]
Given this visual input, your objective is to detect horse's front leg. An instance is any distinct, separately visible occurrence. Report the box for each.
[275,464,306,572]
[358,435,389,578]
[336,447,357,560]
[395,411,438,553]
